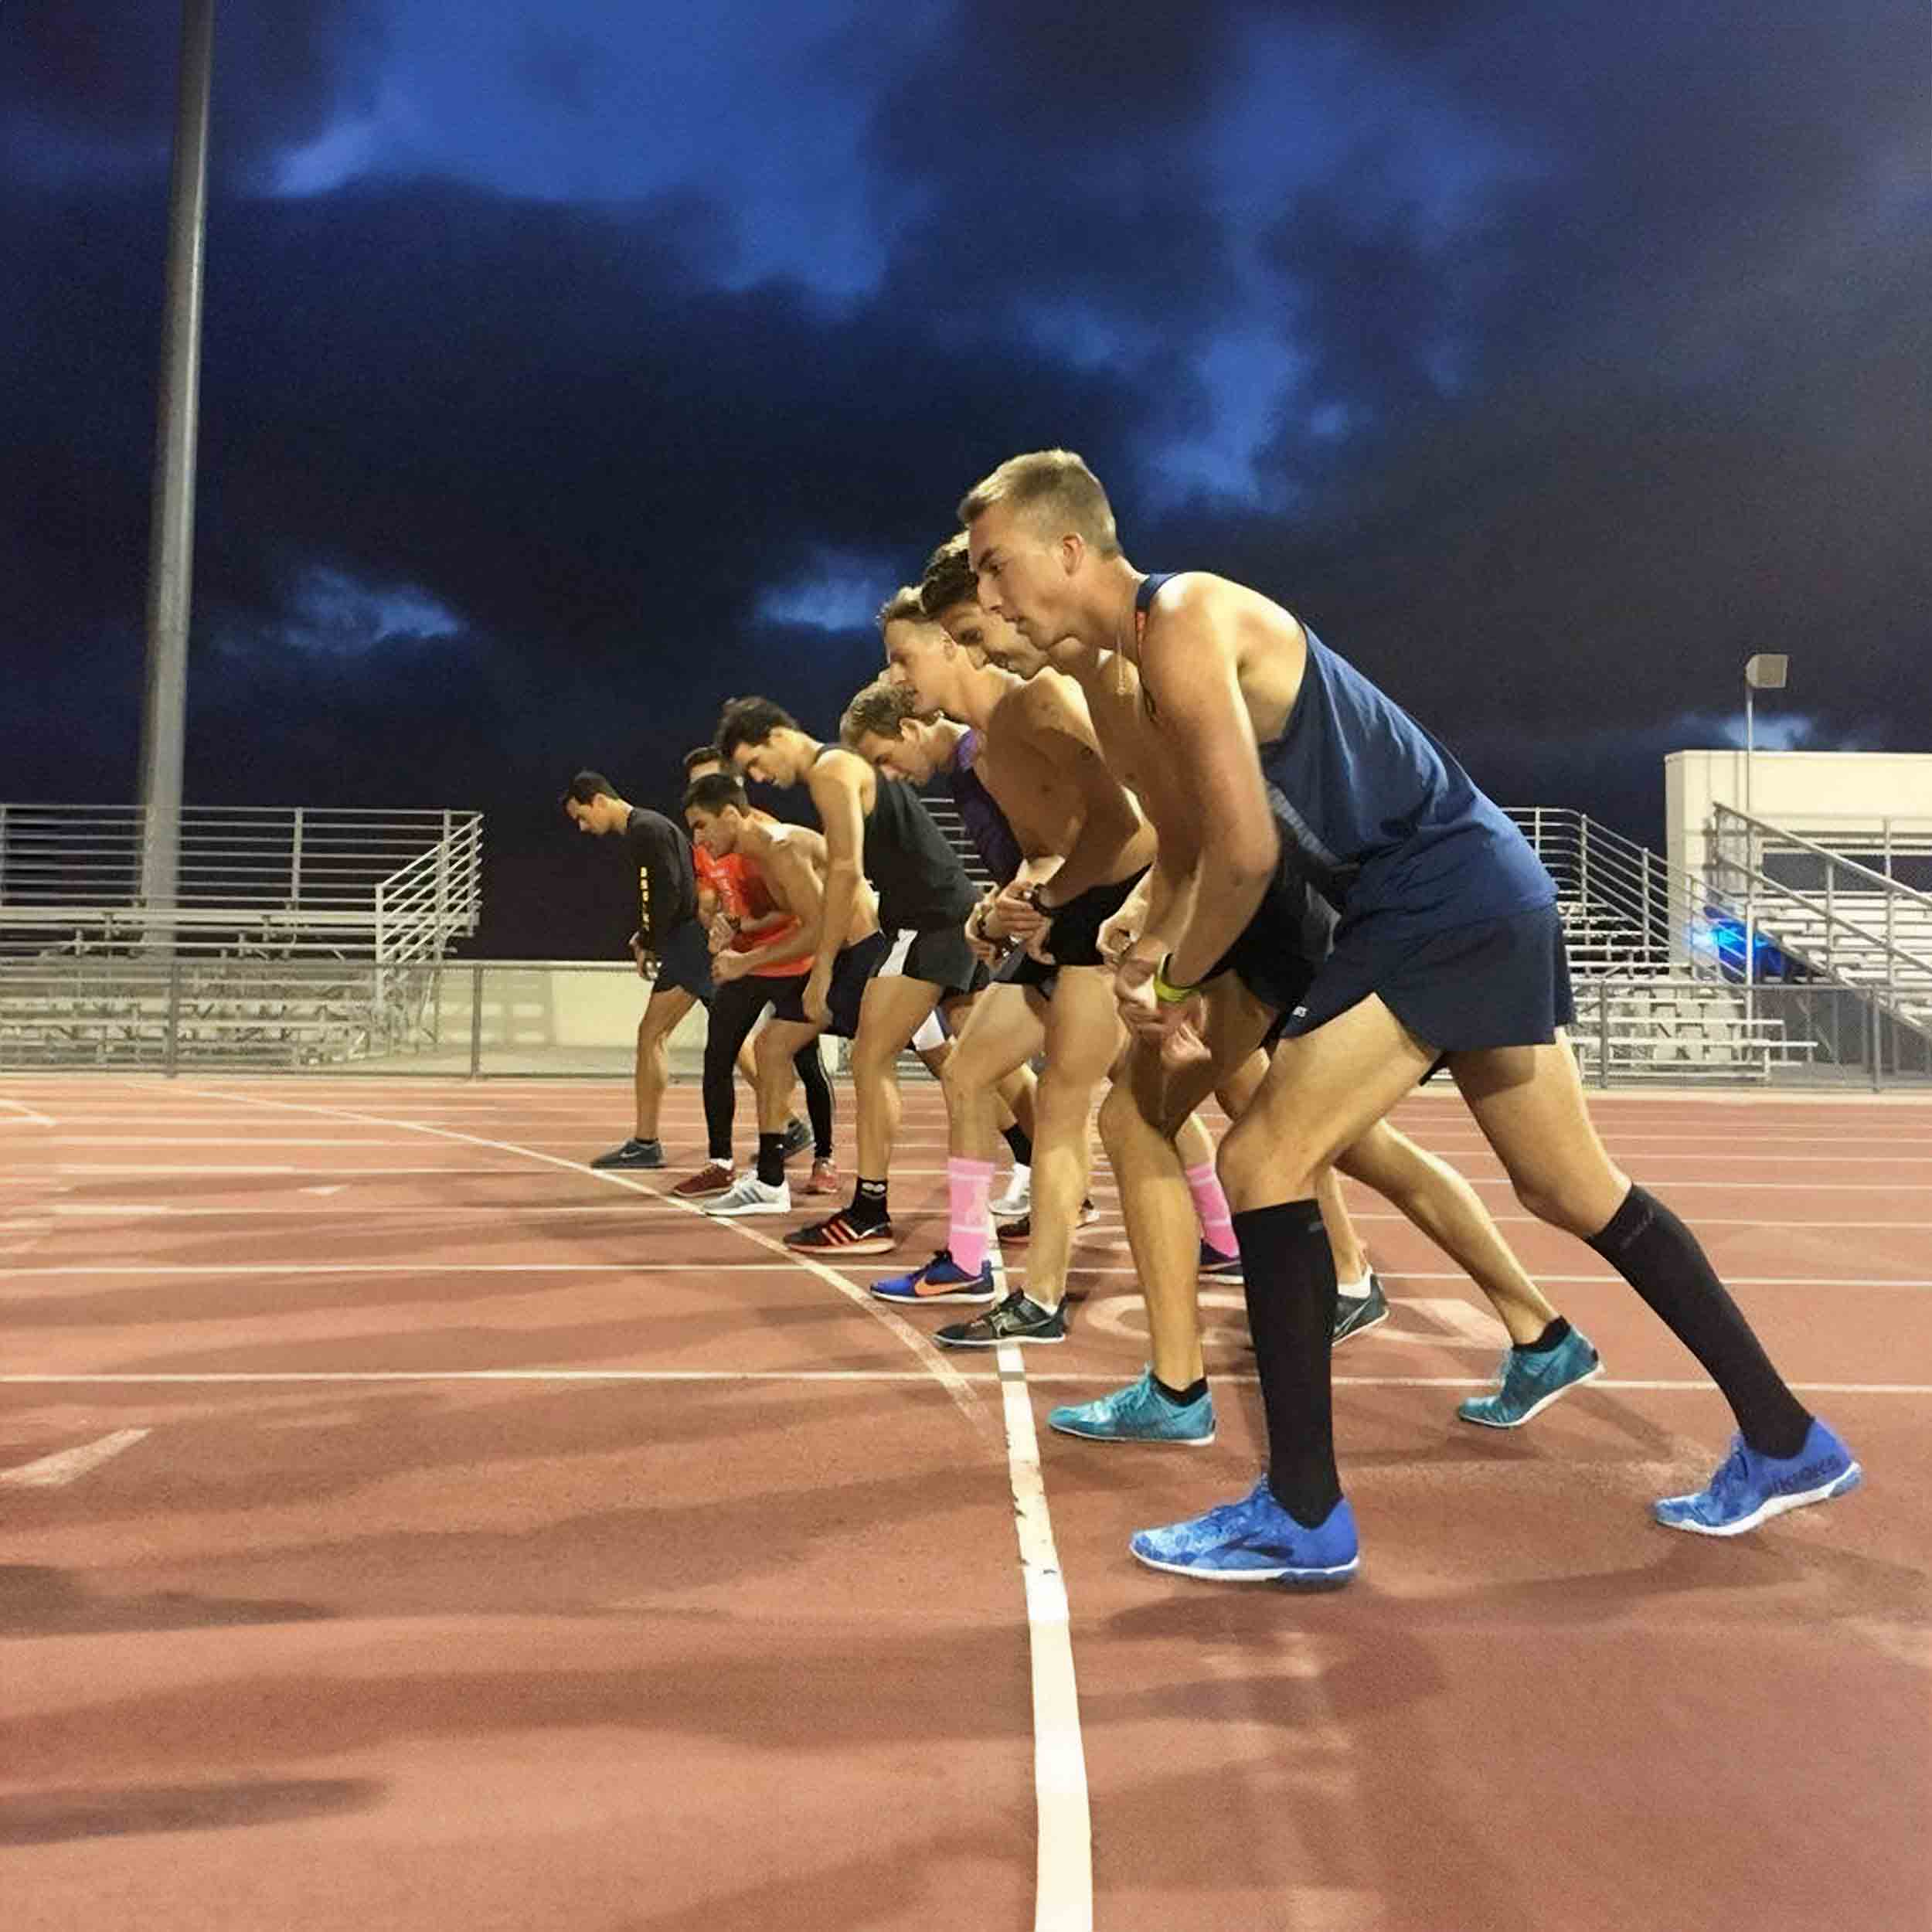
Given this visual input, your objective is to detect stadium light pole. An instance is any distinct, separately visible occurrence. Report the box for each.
[1740,651,1790,1028]
[1742,651,1788,823]
[136,0,216,936]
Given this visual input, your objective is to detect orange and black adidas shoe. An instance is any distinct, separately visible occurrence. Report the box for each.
[783,1209,897,1257]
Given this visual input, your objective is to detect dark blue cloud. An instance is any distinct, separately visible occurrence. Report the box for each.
[2,0,1925,958]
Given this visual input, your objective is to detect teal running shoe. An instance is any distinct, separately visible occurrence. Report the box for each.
[1654,1420,1861,1536]
[1131,1481,1359,1585]
[1458,1327,1602,1428]
[1049,1369,1216,1446]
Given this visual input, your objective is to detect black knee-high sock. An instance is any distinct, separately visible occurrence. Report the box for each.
[756,1132,787,1188]
[1235,1199,1341,1526]
[792,1044,834,1158]
[1002,1123,1033,1165]
[1588,1185,1811,1458]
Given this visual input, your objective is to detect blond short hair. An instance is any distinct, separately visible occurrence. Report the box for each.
[873,584,926,635]
[839,676,928,749]
[957,448,1120,556]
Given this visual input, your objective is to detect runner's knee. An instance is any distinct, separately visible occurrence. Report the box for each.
[1509,1165,1620,1237]
[1097,1080,1144,1161]
[1218,1107,1320,1209]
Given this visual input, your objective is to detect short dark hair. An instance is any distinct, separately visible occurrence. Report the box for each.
[683,772,749,815]
[918,533,977,619]
[563,770,617,808]
[715,696,801,761]
[682,744,725,774]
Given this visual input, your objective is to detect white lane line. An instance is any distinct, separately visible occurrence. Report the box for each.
[54,1164,297,1175]
[48,1137,425,1147]
[29,1196,1932,1231]
[1090,1291,1509,1353]
[0,1372,1925,1395]
[34,1121,1932,1159]
[1385,1297,1507,1347]
[984,1212,1090,1932]
[1000,1342,1092,1932]
[0,1098,56,1125]
[12,1263,1932,1289]
[33,1109,1932,1147]
[20,1160,1929,1197]
[178,1083,984,1427]
[0,1427,149,1487]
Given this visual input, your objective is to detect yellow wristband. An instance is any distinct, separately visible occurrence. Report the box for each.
[1151,957,1197,1005]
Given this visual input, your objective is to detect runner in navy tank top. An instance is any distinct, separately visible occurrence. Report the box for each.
[920,539,1601,1455]
[961,447,1859,1583]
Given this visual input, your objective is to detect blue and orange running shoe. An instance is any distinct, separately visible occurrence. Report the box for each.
[868,1250,998,1305]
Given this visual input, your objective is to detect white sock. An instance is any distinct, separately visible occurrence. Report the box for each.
[1337,1270,1372,1299]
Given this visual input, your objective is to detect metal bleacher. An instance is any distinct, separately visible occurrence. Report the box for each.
[0,804,482,1069]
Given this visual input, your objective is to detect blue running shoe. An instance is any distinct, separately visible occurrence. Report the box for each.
[1049,1369,1216,1446]
[1130,1481,1359,1585]
[1198,1241,1243,1281]
[1458,1327,1602,1428]
[1654,1420,1862,1536]
[867,1249,998,1305]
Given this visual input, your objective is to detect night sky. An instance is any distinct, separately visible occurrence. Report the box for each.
[5,2,1927,957]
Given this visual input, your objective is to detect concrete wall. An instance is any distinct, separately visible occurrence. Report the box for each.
[1667,750,1932,889]
[424,962,843,1078]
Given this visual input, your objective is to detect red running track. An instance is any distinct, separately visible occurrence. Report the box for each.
[1,1073,1927,1931]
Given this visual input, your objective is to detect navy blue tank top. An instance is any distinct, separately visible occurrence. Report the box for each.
[1135,574,1553,937]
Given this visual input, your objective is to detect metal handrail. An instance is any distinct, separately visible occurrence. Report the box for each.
[1505,807,1713,970]
[0,804,478,911]
[1712,805,1932,912]
[0,804,483,971]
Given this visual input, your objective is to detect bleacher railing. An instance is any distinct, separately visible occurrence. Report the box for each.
[0,804,481,959]
[1709,805,1932,1041]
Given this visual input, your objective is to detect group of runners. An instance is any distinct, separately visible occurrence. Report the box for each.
[565,447,1862,1586]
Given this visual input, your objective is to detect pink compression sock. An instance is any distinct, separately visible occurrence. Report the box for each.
[947,1157,997,1277]
[1186,1160,1237,1257]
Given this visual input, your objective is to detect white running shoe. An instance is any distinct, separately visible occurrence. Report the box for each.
[991,1163,1032,1219]
[703,1174,792,1216]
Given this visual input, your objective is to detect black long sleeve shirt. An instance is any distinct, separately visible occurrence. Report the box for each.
[621,808,697,951]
